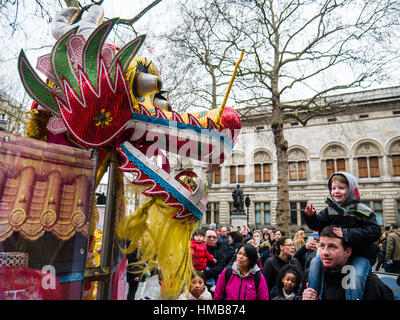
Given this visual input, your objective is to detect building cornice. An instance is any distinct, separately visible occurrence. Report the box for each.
[238,86,400,127]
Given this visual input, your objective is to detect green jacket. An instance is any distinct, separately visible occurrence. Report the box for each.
[385,229,400,261]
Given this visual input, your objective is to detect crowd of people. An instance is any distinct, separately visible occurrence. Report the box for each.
[183,224,398,300]
[127,171,400,300]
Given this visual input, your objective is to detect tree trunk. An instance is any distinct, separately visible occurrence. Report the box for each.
[269,14,291,237]
[271,85,291,237]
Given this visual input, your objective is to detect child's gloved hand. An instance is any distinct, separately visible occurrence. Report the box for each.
[305,204,316,216]
[332,227,343,238]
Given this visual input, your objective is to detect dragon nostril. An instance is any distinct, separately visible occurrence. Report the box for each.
[157,78,162,91]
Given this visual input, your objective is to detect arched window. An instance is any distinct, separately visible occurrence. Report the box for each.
[254,150,272,182]
[322,144,347,178]
[388,139,400,176]
[288,147,308,181]
[354,142,381,178]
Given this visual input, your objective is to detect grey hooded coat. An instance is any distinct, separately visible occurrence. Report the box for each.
[304,172,381,263]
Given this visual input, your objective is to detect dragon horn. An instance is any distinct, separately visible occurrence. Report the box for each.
[109,35,146,81]
[18,50,64,117]
[51,5,104,40]
[50,27,80,94]
[51,7,79,40]
[82,18,118,90]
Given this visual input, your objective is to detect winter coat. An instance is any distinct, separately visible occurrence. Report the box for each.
[382,237,388,254]
[386,229,400,262]
[126,249,140,282]
[260,249,271,269]
[217,235,230,250]
[178,287,212,300]
[224,241,243,266]
[191,241,214,271]
[203,241,226,283]
[304,172,381,264]
[293,245,317,271]
[126,248,150,283]
[213,262,269,300]
[262,255,303,290]
[300,264,394,300]
[270,286,301,300]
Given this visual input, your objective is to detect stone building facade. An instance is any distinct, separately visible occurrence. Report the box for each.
[179,86,400,231]
[0,91,27,135]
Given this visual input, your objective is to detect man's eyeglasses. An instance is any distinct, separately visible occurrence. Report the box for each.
[206,236,217,239]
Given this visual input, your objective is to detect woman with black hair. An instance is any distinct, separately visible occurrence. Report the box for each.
[213,244,269,300]
[242,236,263,268]
[270,264,303,300]
[260,232,272,266]
[224,231,244,266]
[261,236,302,291]
[271,229,285,255]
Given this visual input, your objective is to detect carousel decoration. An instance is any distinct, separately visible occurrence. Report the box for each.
[15,5,242,299]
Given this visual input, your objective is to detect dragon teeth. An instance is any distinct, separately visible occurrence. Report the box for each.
[171,111,184,123]
[207,117,218,130]
[139,105,151,116]
[155,107,167,119]
[187,113,201,127]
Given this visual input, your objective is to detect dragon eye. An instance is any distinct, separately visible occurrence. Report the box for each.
[132,60,162,101]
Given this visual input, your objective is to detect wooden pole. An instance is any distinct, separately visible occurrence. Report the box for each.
[216,49,244,127]
[80,148,99,299]
[98,149,118,300]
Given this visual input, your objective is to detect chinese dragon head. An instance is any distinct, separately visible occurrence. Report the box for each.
[18,6,241,299]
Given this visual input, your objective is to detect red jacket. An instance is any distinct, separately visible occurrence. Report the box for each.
[191,241,214,271]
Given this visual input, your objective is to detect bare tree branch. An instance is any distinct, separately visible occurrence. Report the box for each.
[117,0,162,26]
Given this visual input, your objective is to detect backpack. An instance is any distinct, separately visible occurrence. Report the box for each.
[223,266,261,297]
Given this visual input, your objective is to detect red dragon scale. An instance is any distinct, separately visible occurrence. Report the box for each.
[56,57,134,148]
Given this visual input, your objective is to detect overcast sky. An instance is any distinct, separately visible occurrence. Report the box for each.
[0,0,178,104]
[1,0,399,108]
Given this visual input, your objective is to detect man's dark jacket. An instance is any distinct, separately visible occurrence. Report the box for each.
[217,235,230,250]
[300,265,394,300]
[126,248,141,283]
[203,241,226,283]
[223,241,243,267]
[293,245,317,272]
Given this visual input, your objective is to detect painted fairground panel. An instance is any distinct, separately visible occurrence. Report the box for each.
[0,132,95,300]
